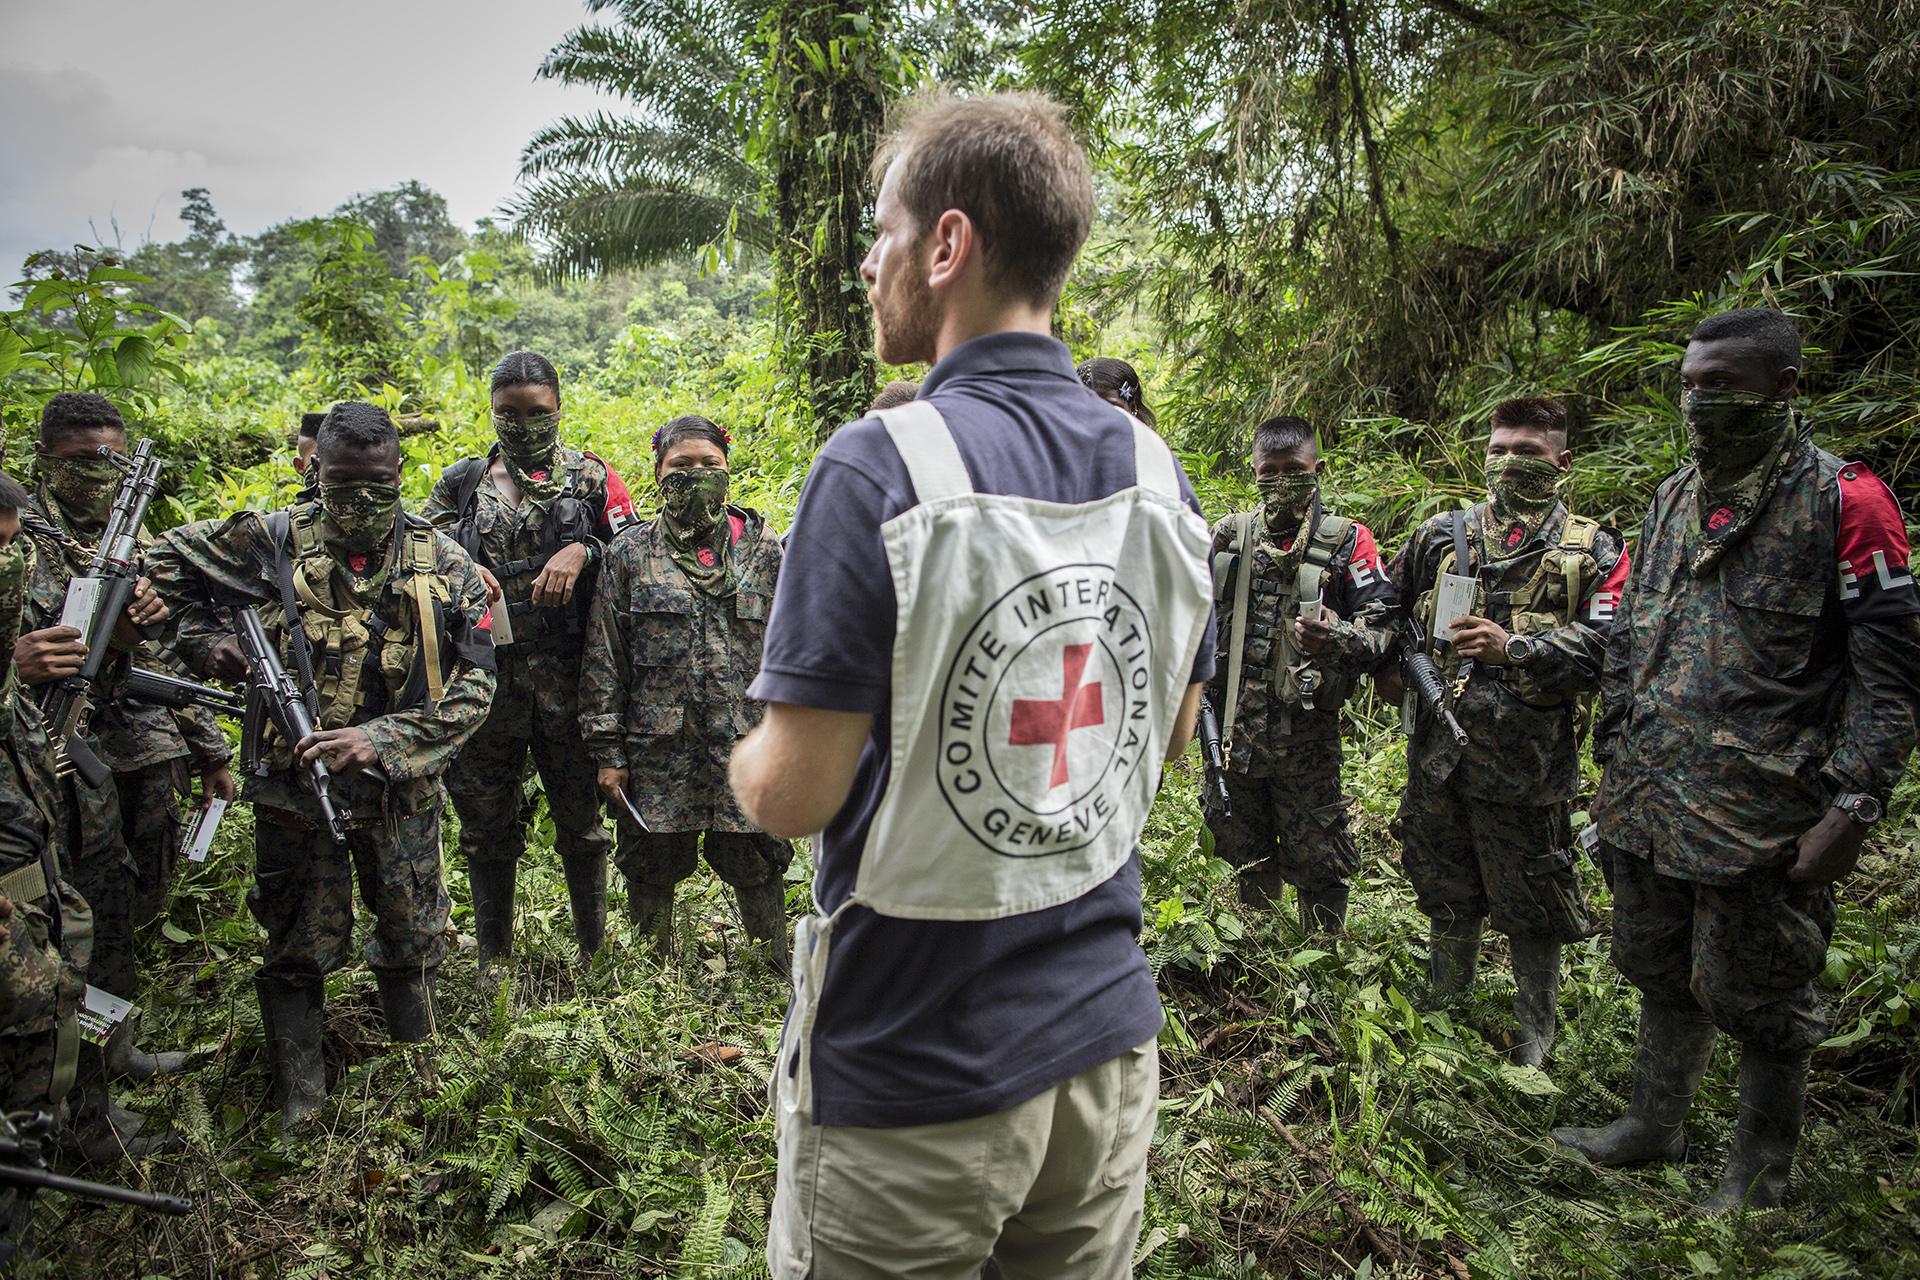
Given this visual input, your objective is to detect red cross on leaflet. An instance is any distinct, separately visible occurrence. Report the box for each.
[1008,643,1105,790]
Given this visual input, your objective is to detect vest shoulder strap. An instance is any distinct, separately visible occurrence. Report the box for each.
[876,401,972,504]
[447,456,490,518]
[1296,513,1353,605]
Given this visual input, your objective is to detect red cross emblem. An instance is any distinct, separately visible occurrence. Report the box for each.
[1008,643,1105,790]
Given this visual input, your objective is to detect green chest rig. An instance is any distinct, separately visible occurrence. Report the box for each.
[261,504,454,761]
[1411,507,1602,721]
[1213,493,1354,752]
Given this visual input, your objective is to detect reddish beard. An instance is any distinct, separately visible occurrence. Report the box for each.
[871,232,940,366]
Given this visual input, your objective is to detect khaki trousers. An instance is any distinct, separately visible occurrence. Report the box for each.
[769,1040,1158,1279]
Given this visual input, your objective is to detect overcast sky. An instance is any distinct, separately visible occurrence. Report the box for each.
[0,0,616,275]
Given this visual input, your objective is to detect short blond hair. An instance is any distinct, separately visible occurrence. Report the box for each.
[872,92,1094,308]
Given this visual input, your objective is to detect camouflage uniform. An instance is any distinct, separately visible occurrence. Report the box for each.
[422,446,633,960]
[20,489,229,1001]
[1594,440,1920,1052]
[1203,506,1394,901]
[579,509,792,899]
[1371,502,1628,944]
[147,500,496,984]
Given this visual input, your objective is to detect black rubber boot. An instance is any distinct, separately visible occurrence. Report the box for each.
[734,879,790,972]
[255,975,327,1126]
[1510,936,1562,1068]
[1238,866,1288,910]
[467,856,518,975]
[374,970,439,1044]
[1297,885,1350,934]
[1553,1001,1717,1165]
[1700,1047,1811,1214]
[61,1045,179,1165]
[563,853,609,962]
[102,1008,191,1082]
[1428,917,1484,1001]
[626,882,676,945]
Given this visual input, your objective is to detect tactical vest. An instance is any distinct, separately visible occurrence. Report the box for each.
[1213,506,1356,751]
[441,449,599,656]
[253,503,462,770]
[1412,506,1602,721]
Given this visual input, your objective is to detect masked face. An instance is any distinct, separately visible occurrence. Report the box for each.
[1256,474,1319,531]
[1683,389,1792,491]
[494,410,561,463]
[0,539,25,672]
[659,467,730,537]
[317,481,402,552]
[1484,454,1564,545]
[37,453,121,522]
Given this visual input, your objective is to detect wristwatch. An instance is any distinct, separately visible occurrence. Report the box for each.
[1503,634,1539,668]
[1832,793,1883,826]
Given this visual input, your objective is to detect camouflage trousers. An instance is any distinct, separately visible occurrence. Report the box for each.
[67,760,188,1001]
[1207,763,1359,895]
[250,808,453,981]
[1607,845,1836,1054]
[1398,768,1591,943]
[446,659,612,876]
[614,823,792,892]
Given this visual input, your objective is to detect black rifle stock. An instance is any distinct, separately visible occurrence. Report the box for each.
[231,605,349,842]
[39,440,165,787]
[1197,693,1232,818]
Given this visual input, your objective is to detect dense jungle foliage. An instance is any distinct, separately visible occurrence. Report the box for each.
[1,0,1917,1276]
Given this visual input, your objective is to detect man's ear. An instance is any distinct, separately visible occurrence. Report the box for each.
[1555,448,1573,472]
[1775,365,1800,399]
[1313,457,1328,476]
[925,209,977,292]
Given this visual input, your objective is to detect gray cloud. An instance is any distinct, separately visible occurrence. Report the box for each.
[0,0,614,276]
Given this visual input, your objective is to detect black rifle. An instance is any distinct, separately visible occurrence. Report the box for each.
[232,605,349,843]
[1196,692,1232,818]
[0,1112,191,1217]
[123,666,247,719]
[1400,622,1471,747]
[38,440,166,788]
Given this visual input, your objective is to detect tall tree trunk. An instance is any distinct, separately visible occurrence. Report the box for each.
[771,1,888,441]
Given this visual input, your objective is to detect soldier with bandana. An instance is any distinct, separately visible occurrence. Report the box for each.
[579,415,791,966]
[1367,397,1629,1067]
[147,402,496,1125]
[12,393,230,1161]
[1203,415,1394,931]
[423,351,637,983]
[1554,308,1920,1212]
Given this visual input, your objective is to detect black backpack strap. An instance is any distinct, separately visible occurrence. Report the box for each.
[442,455,493,565]
[1449,507,1473,577]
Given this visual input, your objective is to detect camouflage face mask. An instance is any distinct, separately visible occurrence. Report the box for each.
[1485,455,1565,545]
[1256,474,1319,531]
[37,452,121,523]
[493,411,564,501]
[317,480,402,552]
[1683,390,1793,492]
[659,466,730,538]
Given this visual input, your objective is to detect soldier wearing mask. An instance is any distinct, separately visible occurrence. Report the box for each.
[148,401,497,1125]
[1368,397,1629,1067]
[0,470,94,1249]
[1555,308,1920,1212]
[1204,415,1395,931]
[579,416,791,967]
[13,392,231,1161]
[423,351,637,983]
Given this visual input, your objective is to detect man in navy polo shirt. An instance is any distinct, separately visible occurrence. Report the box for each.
[731,93,1217,1277]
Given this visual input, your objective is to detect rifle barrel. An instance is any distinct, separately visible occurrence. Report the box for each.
[0,1163,192,1216]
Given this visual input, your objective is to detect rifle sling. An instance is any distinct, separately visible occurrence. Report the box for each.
[265,510,322,721]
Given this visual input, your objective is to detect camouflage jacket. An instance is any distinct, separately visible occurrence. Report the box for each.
[1368,501,1629,803]
[1595,438,1920,883]
[579,509,781,832]
[0,681,93,1036]
[146,501,497,827]
[421,445,637,666]
[1205,507,1395,774]
[21,488,228,774]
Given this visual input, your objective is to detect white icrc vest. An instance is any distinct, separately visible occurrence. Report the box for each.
[777,399,1214,1124]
